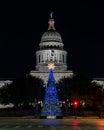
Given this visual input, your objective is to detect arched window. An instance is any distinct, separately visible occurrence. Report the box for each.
[63,55,64,63]
[39,55,40,63]
[59,54,61,62]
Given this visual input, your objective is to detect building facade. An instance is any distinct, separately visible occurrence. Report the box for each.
[30,14,73,84]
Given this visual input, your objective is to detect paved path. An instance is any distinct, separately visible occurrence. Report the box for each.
[0,117,104,130]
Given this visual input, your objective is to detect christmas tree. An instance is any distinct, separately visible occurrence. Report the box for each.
[41,63,63,118]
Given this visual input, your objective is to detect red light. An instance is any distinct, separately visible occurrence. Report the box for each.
[72,121,79,126]
[74,102,77,105]
[73,101,78,107]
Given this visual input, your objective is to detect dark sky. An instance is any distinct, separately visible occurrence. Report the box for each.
[0,1,104,79]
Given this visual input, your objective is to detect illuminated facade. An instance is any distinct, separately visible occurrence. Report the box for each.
[30,14,73,83]
[92,78,104,88]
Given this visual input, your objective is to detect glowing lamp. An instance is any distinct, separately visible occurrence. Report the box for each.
[73,101,78,108]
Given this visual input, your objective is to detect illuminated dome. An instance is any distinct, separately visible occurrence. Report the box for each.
[30,12,74,83]
[39,15,64,50]
[36,12,68,72]
[41,30,62,43]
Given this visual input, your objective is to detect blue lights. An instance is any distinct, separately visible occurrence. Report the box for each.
[41,69,63,118]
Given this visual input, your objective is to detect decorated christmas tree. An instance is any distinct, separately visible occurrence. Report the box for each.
[41,63,63,118]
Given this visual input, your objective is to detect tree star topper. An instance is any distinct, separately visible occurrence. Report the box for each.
[48,63,55,70]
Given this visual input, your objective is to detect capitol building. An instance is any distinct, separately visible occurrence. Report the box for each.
[0,13,104,109]
[0,14,104,88]
[30,13,73,84]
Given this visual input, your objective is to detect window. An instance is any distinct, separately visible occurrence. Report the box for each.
[63,55,64,63]
[39,55,40,63]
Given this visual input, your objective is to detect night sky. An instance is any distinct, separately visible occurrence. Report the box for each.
[0,1,104,79]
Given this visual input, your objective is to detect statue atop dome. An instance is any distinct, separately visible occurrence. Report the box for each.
[50,11,53,19]
[48,12,55,30]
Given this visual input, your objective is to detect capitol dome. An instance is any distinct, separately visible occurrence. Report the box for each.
[39,16,64,49]
[30,13,73,83]
[40,29,62,43]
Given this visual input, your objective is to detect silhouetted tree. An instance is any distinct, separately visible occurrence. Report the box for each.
[57,74,104,110]
[0,86,11,105]
[0,75,44,108]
